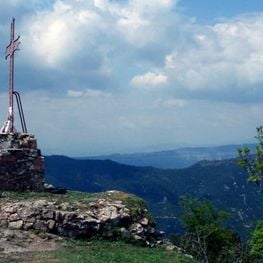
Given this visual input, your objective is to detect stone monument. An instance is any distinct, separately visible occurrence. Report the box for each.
[0,18,44,191]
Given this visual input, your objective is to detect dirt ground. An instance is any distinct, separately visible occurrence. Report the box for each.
[0,229,63,262]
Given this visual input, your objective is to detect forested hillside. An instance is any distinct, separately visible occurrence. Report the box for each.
[45,155,262,238]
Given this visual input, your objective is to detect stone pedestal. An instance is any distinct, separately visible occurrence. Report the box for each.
[0,133,44,191]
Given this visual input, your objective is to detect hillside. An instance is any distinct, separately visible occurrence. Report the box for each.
[84,144,255,169]
[44,155,263,238]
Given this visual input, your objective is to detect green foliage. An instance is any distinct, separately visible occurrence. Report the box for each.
[178,196,246,263]
[250,221,263,259]
[238,126,263,192]
[180,196,229,230]
[0,190,98,202]
[124,196,154,223]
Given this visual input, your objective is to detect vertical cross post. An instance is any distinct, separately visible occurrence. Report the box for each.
[5,18,20,133]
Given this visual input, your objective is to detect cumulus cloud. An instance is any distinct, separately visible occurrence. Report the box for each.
[130,71,168,88]
[16,0,263,100]
[1,0,263,102]
[160,14,263,101]
[0,1,263,154]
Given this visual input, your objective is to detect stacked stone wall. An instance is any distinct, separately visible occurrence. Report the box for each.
[0,133,44,191]
[0,193,163,246]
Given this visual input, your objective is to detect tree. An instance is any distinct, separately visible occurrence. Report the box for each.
[238,127,263,262]
[250,221,263,260]
[237,126,263,193]
[178,196,246,263]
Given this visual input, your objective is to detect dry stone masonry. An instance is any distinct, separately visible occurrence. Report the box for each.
[0,133,44,191]
[0,191,163,246]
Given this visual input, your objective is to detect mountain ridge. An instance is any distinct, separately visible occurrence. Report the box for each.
[78,143,255,169]
[44,154,262,238]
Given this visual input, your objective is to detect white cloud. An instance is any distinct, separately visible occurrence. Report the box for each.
[67,89,111,98]
[2,0,263,101]
[19,0,180,70]
[22,0,103,68]
[67,90,84,97]
[0,0,263,155]
[161,14,263,96]
[131,71,168,88]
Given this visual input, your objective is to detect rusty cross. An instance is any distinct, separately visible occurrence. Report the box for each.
[5,18,20,132]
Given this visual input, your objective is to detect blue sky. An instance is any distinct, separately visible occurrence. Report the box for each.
[0,0,262,156]
[179,0,263,22]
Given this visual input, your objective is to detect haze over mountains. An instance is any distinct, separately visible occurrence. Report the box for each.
[83,144,255,169]
[45,144,262,239]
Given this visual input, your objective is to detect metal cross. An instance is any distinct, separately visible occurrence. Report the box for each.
[5,18,20,132]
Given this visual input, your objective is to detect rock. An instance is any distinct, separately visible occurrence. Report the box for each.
[134,234,143,241]
[166,244,176,251]
[24,217,36,224]
[156,240,163,246]
[34,220,47,232]
[4,206,17,214]
[63,212,77,223]
[44,183,54,190]
[9,213,20,222]
[34,200,48,207]
[42,210,54,220]
[140,217,149,226]
[120,227,130,239]
[0,213,10,220]
[18,207,36,219]
[8,220,23,230]
[132,223,144,234]
[0,220,8,228]
[47,220,56,230]
[23,223,34,230]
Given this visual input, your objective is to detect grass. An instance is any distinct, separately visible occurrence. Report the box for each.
[0,191,99,203]
[0,239,195,263]
[0,190,144,205]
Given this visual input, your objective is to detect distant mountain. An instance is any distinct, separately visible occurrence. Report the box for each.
[45,155,262,238]
[82,144,255,169]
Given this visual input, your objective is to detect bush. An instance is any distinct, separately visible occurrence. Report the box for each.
[250,221,263,259]
[178,196,248,263]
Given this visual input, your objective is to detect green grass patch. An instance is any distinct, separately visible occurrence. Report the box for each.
[0,191,106,203]
[0,190,141,204]
[0,240,195,263]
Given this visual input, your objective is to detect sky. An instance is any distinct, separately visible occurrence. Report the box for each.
[0,0,263,156]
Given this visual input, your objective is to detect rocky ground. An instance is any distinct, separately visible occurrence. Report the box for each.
[0,228,62,261]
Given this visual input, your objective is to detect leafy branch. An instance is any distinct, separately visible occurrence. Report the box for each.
[237,126,263,193]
